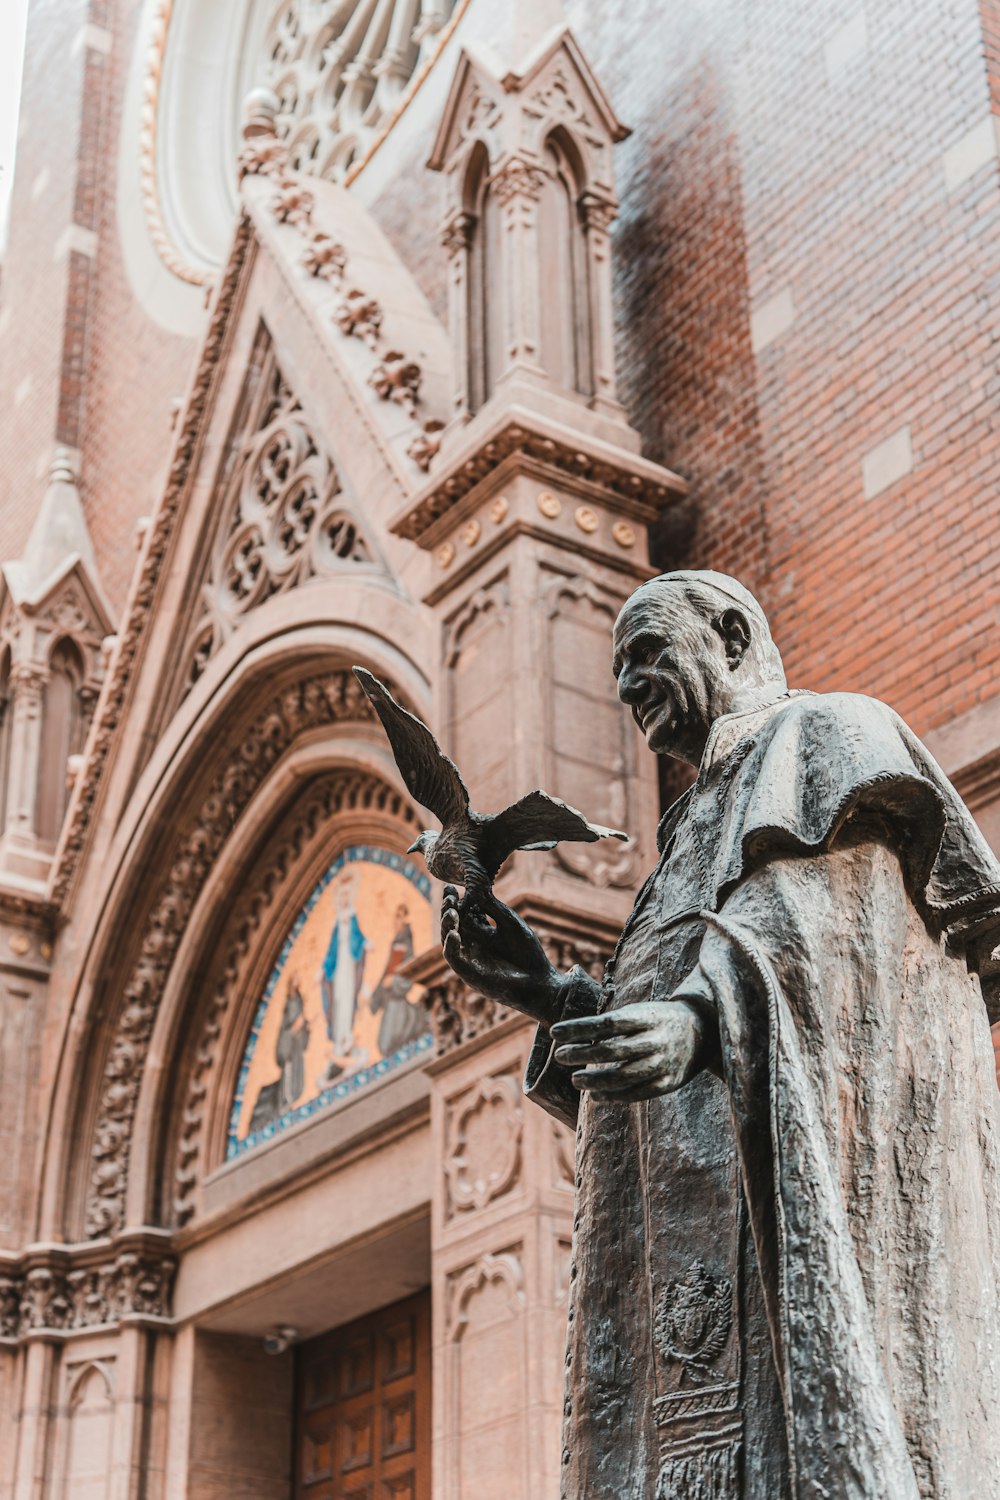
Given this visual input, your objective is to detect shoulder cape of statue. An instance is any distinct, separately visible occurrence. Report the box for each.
[679,691,1000,933]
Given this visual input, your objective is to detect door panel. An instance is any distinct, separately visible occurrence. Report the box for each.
[295,1292,430,1500]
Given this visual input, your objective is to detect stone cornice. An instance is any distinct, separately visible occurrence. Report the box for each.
[0,1229,175,1344]
[389,406,687,545]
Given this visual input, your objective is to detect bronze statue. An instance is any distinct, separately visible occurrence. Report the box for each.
[438,571,1000,1500]
[353,666,626,907]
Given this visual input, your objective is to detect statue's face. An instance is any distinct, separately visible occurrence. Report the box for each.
[612,589,732,765]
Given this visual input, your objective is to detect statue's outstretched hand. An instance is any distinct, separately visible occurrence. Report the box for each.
[440,885,568,1026]
[551,999,707,1100]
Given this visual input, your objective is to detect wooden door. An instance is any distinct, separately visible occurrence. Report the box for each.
[295,1291,431,1500]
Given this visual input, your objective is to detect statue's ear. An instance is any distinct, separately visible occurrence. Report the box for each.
[712,608,752,669]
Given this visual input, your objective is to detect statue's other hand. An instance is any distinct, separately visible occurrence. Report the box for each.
[440,885,567,1025]
[552,999,707,1100]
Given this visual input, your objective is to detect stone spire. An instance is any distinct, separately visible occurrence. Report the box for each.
[19,449,99,597]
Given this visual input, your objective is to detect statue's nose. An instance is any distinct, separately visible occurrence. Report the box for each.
[617,663,647,707]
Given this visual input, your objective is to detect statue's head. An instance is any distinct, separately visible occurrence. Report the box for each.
[612,571,785,765]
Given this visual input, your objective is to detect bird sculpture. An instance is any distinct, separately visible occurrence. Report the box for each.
[353,667,627,908]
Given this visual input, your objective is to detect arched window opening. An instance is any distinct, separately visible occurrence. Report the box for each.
[0,650,12,837]
[464,142,503,415]
[36,638,85,848]
[537,130,592,398]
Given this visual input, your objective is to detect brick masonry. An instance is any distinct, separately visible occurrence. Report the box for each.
[3,0,999,725]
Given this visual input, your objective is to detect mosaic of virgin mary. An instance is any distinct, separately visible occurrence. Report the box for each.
[228,845,433,1157]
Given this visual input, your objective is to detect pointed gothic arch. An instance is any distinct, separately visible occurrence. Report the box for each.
[39,605,434,1246]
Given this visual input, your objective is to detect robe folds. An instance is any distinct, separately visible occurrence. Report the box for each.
[526,691,1000,1500]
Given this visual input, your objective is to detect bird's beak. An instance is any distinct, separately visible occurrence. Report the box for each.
[406,839,421,855]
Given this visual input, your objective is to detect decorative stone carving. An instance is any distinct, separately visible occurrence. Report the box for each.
[406,420,444,472]
[183,333,380,695]
[334,288,384,348]
[446,1250,524,1341]
[425,974,511,1057]
[427,29,630,419]
[301,232,348,281]
[51,212,257,911]
[269,180,314,226]
[369,352,422,417]
[0,1276,19,1339]
[257,0,463,181]
[0,1245,176,1342]
[488,157,547,206]
[551,1119,574,1191]
[172,769,420,1225]
[444,1072,522,1215]
[83,667,385,1239]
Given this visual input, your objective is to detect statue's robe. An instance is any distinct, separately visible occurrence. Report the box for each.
[526,691,1000,1500]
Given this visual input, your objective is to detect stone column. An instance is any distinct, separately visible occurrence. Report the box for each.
[3,665,47,853]
[11,1339,55,1500]
[442,212,477,421]
[428,1017,574,1500]
[491,157,549,389]
[580,194,623,420]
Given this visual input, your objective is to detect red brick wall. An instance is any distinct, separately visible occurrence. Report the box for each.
[734,0,1000,736]
[5,0,1000,722]
[0,0,90,563]
[0,0,200,614]
[78,0,202,611]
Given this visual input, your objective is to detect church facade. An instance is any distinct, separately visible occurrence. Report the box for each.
[0,0,999,1495]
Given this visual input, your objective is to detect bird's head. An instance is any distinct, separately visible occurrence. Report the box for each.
[406,831,437,860]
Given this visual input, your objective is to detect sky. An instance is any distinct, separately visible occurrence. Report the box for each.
[0,0,31,252]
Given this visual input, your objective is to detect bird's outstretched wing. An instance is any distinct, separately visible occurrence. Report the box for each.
[482,788,627,873]
[353,667,469,823]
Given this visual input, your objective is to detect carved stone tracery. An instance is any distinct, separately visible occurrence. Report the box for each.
[184,333,380,695]
[259,0,463,181]
[83,667,387,1239]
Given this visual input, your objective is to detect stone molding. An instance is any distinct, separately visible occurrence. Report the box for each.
[390,410,686,546]
[172,767,421,1226]
[83,668,383,1241]
[0,1233,175,1345]
[240,98,448,471]
[49,214,258,912]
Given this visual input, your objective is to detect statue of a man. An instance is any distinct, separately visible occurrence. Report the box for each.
[440,570,1000,1500]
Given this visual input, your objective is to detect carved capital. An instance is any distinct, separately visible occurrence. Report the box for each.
[441,211,476,258]
[489,157,547,206]
[580,192,618,233]
[425,974,513,1056]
